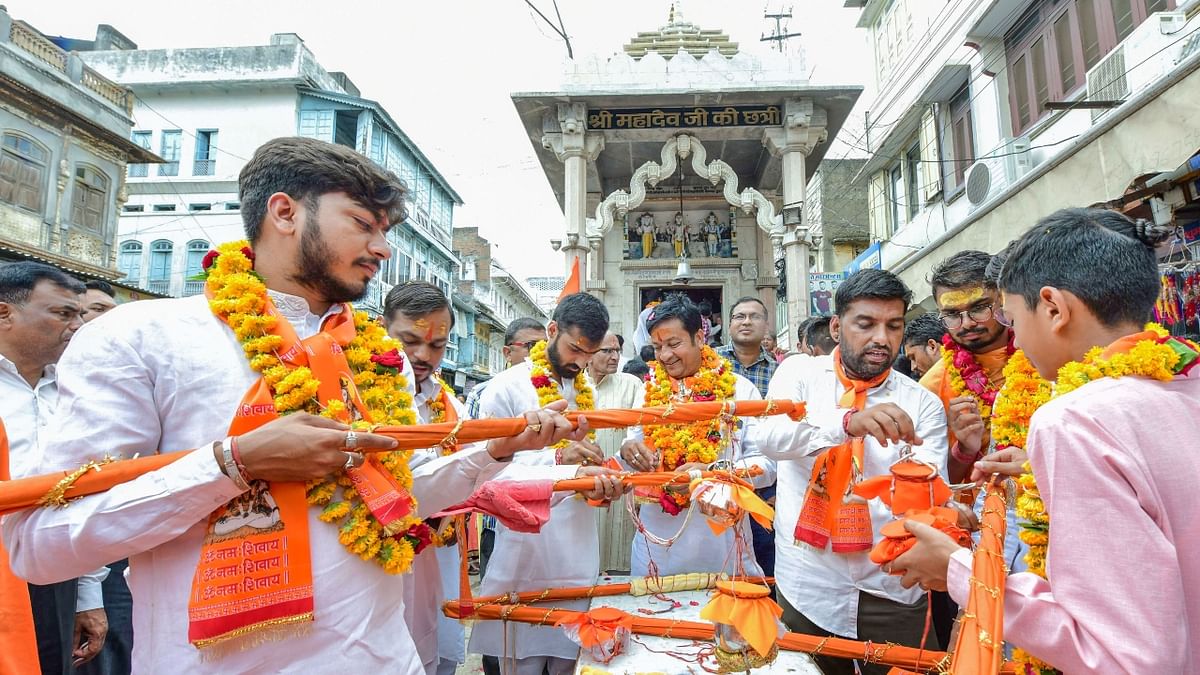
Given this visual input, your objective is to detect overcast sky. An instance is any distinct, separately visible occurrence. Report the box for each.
[16,0,872,280]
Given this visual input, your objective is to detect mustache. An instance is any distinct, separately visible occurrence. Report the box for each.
[410,360,433,371]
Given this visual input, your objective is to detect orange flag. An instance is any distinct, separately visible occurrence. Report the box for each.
[558,256,581,301]
[0,420,42,674]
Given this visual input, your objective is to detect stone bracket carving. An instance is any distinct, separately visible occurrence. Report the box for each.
[588,133,783,240]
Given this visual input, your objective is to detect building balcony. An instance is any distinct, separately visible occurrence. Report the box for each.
[146,279,170,295]
[158,162,179,177]
[5,15,134,115]
[182,280,205,297]
[193,159,216,177]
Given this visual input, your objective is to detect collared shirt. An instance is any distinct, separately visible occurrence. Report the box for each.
[947,372,1200,673]
[715,344,778,398]
[751,354,948,638]
[0,355,106,611]
[2,292,517,673]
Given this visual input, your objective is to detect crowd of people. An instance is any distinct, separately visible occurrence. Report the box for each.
[0,135,1196,675]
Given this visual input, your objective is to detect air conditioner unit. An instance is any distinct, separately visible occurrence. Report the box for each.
[1086,11,1186,122]
[964,137,1031,210]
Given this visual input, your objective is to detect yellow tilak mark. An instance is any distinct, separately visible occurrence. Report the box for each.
[938,286,985,309]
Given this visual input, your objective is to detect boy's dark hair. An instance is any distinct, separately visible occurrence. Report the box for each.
[239,137,408,243]
[639,344,656,362]
[930,250,994,296]
[0,262,85,305]
[904,312,947,347]
[804,316,837,353]
[504,317,545,344]
[999,208,1167,327]
[552,293,609,343]
[382,281,453,327]
[83,279,115,297]
[835,268,912,317]
[646,295,703,336]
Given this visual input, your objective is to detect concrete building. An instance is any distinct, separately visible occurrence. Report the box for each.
[0,10,157,298]
[75,32,463,316]
[844,0,1200,307]
[453,226,548,391]
[524,275,566,316]
[513,9,861,348]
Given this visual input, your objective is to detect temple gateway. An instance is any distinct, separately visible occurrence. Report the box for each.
[512,10,861,346]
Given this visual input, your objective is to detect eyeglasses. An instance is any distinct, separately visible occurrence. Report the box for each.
[731,313,766,323]
[994,304,1013,328]
[506,340,539,350]
[597,347,621,356]
[939,303,996,329]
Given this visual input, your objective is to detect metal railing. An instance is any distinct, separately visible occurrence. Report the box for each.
[158,162,179,177]
[146,279,170,295]
[192,159,216,176]
[182,280,205,297]
[128,164,148,178]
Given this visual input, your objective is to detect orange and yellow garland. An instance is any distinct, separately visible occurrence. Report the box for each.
[205,240,423,574]
[426,373,460,546]
[643,345,736,490]
[529,340,595,449]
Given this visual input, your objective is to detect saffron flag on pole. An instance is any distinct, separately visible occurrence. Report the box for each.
[558,256,581,301]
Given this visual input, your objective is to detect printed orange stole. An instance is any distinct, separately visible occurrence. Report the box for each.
[0,420,41,674]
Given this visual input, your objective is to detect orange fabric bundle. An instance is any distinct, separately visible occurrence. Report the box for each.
[556,606,634,662]
[870,508,971,568]
[853,459,952,517]
[699,580,782,657]
[0,400,801,517]
[948,479,1008,675]
[0,421,41,674]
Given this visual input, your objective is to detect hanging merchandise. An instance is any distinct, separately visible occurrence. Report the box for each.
[1155,264,1200,337]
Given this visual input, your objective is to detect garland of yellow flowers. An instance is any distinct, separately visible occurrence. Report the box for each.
[427,373,459,547]
[644,345,736,472]
[528,339,595,449]
[1006,323,1198,674]
[940,333,1015,426]
[205,240,423,574]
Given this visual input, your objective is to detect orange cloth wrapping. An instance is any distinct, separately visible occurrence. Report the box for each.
[869,508,972,567]
[0,400,802,517]
[689,474,774,536]
[699,580,783,658]
[949,479,1008,675]
[853,460,953,517]
[556,606,633,658]
[0,420,41,674]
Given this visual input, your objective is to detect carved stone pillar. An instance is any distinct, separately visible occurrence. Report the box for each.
[762,99,828,337]
[542,102,604,282]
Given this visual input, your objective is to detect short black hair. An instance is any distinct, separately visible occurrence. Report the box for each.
[614,333,625,349]
[639,344,656,362]
[382,281,454,328]
[903,312,947,347]
[999,208,1165,327]
[238,136,408,243]
[622,359,649,379]
[730,296,768,320]
[83,280,115,297]
[835,268,912,317]
[646,295,703,336]
[804,316,837,353]
[0,262,86,305]
[930,250,994,296]
[553,292,609,343]
[698,299,712,316]
[505,317,545,344]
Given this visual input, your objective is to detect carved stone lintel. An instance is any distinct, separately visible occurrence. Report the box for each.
[541,103,605,162]
[762,99,830,157]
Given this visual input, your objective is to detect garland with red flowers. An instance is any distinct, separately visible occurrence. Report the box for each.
[940,332,1015,426]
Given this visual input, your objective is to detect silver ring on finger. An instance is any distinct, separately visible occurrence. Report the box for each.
[343,451,362,471]
[345,430,359,450]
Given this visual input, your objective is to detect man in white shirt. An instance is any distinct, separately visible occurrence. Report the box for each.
[2,137,590,673]
[0,261,109,673]
[470,292,626,675]
[619,297,774,577]
[751,269,949,675]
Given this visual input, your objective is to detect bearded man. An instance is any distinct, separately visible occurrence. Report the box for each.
[3,137,587,673]
[469,292,626,675]
[751,269,948,675]
[620,296,774,577]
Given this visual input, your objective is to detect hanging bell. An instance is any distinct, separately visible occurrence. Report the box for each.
[673,258,694,285]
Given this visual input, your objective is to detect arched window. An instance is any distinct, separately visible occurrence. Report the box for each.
[118,240,143,282]
[183,240,210,296]
[71,165,110,232]
[148,240,173,294]
[0,133,48,212]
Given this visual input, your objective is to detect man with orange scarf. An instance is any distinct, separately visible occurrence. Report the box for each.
[752,269,948,675]
[894,208,1200,674]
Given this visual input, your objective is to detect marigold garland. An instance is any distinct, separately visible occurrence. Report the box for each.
[940,332,1015,428]
[204,240,424,574]
[426,373,459,547]
[528,340,595,450]
[1008,323,1198,674]
[643,345,737,509]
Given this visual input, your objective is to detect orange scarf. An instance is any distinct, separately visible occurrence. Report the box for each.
[188,301,415,650]
[794,348,889,553]
[0,420,40,673]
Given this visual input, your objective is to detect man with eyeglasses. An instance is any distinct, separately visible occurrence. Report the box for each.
[716,296,777,397]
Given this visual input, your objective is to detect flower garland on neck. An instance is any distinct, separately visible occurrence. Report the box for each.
[1008,323,1198,675]
[528,339,595,449]
[204,240,426,574]
[425,373,460,548]
[644,344,736,484]
[940,332,1016,423]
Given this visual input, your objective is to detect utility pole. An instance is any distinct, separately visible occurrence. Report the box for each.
[760,5,801,53]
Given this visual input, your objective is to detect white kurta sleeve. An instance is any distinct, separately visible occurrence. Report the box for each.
[2,330,246,584]
[75,567,110,612]
[752,356,847,461]
[732,377,776,489]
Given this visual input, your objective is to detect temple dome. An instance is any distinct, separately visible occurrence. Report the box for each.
[622,3,738,60]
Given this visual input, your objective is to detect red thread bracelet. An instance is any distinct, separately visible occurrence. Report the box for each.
[230,436,252,481]
[842,408,859,437]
